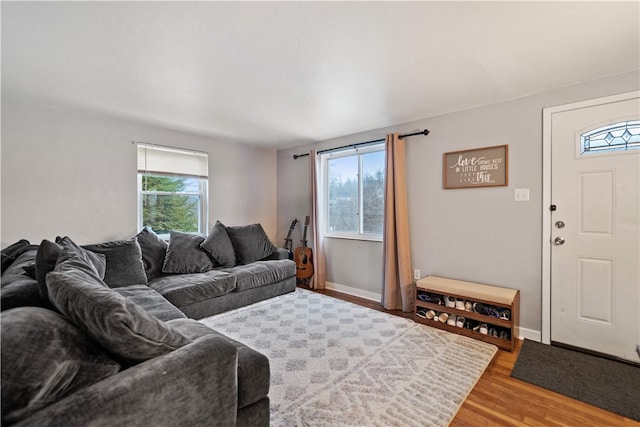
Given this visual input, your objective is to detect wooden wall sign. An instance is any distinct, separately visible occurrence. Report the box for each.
[443,145,508,189]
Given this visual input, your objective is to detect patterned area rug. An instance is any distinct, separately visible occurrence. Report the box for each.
[200,289,497,427]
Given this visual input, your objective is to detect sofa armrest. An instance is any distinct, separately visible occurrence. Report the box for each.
[16,335,239,427]
[263,248,290,260]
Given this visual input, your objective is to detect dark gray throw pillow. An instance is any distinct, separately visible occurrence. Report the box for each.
[35,237,106,304]
[226,223,277,265]
[136,227,168,280]
[1,307,120,425]
[162,231,214,274]
[83,238,147,287]
[46,249,191,364]
[200,221,236,267]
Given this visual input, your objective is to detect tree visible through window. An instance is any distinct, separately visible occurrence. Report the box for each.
[141,175,202,235]
[324,145,385,237]
[137,143,208,237]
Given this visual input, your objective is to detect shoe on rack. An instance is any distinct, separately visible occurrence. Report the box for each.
[488,327,498,337]
[426,310,436,320]
[455,298,466,310]
[464,320,476,330]
[464,301,473,312]
[498,330,510,340]
[498,309,511,320]
[456,316,465,328]
[416,309,427,319]
[473,323,488,334]
[418,293,442,305]
[447,314,457,326]
[439,312,449,323]
[444,296,456,307]
[473,302,500,317]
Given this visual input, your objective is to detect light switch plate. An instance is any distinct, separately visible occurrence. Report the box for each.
[514,188,530,202]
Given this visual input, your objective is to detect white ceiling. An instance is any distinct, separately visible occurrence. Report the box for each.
[2,1,639,149]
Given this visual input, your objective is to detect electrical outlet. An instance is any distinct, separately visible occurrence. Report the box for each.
[414,269,421,280]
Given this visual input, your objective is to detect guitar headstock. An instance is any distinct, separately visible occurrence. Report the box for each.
[289,219,298,230]
[303,216,310,226]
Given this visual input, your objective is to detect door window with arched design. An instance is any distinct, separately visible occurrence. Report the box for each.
[580,120,640,155]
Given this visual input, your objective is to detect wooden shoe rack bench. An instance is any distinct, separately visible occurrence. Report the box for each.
[415,276,519,351]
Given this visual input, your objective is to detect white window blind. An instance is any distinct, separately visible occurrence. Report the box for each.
[137,143,208,178]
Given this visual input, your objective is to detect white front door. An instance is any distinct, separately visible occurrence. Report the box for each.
[547,92,639,362]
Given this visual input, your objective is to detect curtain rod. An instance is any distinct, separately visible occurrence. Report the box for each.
[292,129,430,159]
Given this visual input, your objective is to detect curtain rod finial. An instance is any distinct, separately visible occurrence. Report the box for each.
[423,129,430,136]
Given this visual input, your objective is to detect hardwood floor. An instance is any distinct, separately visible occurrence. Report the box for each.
[299,285,640,427]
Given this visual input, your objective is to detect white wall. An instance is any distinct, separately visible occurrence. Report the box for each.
[276,71,640,335]
[1,100,278,247]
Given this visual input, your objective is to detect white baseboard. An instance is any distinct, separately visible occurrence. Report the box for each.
[518,327,541,342]
[325,282,382,303]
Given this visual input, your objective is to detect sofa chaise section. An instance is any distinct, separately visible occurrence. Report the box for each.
[11,332,240,427]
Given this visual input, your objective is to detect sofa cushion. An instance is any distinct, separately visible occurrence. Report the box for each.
[200,221,236,267]
[222,259,296,292]
[83,238,148,287]
[1,250,48,311]
[226,223,277,265]
[47,249,191,364]
[166,318,270,410]
[1,239,30,274]
[2,248,37,277]
[35,238,106,303]
[148,270,237,309]
[0,274,44,311]
[162,231,214,274]
[135,227,168,280]
[1,307,121,425]
[114,285,187,321]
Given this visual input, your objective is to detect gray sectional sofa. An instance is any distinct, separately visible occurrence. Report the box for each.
[0,222,296,426]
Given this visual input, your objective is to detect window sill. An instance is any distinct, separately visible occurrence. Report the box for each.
[323,234,383,243]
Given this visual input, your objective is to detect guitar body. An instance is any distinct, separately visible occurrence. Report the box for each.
[294,246,314,280]
[295,216,314,283]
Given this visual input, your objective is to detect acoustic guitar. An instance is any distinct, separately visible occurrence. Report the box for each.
[294,216,314,283]
[283,219,298,260]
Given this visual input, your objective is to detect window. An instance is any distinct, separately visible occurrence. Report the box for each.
[321,144,385,239]
[580,120,640,155]
[137,143,208,237]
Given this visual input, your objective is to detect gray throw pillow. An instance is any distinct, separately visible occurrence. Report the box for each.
[83,238,148,287]
[46,249,191,364]
[162,231,214,274]
[227,223,277,265]
[35,238,106,304]
[135,227,168,280]
[200,221,236,267]
[1,307,120,425]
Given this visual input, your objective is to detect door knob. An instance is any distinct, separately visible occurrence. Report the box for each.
[554,237,565,245]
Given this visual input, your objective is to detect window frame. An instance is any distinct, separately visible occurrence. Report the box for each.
[137,174,209,239]
[136,143,209,239]
[320,143,385,242]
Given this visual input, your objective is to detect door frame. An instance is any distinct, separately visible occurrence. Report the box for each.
[541,90,640,345]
